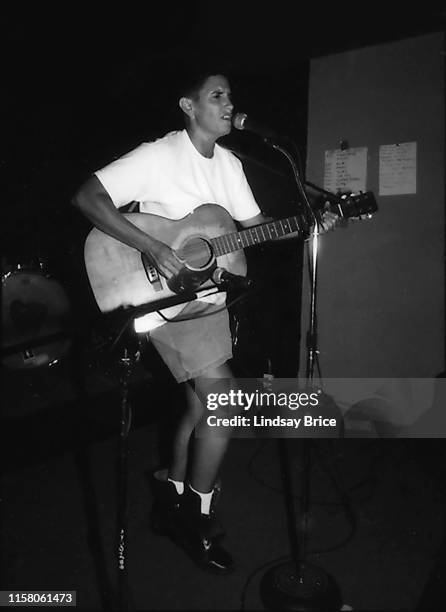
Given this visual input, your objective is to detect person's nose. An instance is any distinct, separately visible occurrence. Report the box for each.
[225,97,234,113]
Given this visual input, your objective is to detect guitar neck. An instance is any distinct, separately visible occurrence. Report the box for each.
[209,190,378,256]
[210,214,308,256]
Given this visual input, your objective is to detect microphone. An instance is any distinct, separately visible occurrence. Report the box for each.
[232,112,281,143]
[212,267,253,291]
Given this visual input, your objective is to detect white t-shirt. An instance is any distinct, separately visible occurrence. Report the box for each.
[95,129,261,221]
[94,129,261,331]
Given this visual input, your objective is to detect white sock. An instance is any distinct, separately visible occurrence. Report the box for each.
[189,484,213,515]
[167,477,184,495]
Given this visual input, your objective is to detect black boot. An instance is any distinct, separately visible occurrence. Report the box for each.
[149,469,182,537]
[175,483,235,575]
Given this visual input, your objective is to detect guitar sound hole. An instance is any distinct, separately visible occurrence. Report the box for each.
[178,237,214,270]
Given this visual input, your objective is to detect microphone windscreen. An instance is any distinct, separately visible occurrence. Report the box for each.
[232,113,247,131]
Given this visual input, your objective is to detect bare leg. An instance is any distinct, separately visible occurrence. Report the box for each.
[188,362,235,493]
[168,362,234,492]
[165,361,235,573]
[168,383,204,483]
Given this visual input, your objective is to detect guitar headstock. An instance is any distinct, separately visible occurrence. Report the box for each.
[334,191,378,220]
[314,190,378,232]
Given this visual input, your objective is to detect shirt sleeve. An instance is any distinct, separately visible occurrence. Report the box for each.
[226,152,262,221]
[94,143,159,208]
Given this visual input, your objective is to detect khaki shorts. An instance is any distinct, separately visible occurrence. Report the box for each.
[149,301,232,383]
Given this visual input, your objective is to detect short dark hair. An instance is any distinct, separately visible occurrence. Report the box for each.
[176,59,233,100]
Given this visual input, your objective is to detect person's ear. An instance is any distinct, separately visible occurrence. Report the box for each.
[179,97,194,119]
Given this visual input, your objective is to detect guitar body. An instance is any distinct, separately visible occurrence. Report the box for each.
[84,203,247,313]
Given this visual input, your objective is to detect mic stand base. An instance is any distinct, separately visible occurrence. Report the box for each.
[260,560,342,612]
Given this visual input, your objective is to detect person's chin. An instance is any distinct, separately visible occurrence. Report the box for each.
[219,122,232,137]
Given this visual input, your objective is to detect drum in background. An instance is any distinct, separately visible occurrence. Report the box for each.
[1,260,72,370]
[1,255,47,277]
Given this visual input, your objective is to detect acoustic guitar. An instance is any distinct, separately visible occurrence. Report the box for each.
[84,192,377,318]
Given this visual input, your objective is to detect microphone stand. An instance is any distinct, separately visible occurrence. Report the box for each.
[91,291,197,611]
[258,139,343,611]
[103,287,225,610]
